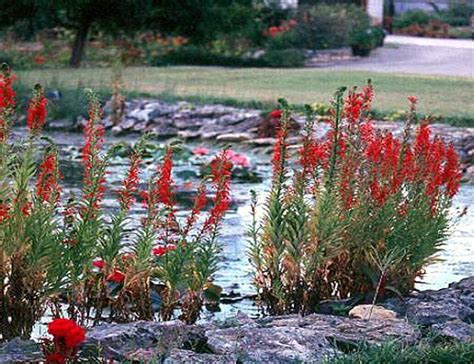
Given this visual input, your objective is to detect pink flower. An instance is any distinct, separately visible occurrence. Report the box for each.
[193,146,210,156]
[230,153,250,168]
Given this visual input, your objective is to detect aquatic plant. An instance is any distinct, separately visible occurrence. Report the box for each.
[249,83,463,315]
[0,65,231,341]
[0,65,64,340]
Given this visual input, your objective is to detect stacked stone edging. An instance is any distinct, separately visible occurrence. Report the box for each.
[88,99,474,180]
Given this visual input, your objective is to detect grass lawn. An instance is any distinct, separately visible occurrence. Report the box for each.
[17,66,474,124]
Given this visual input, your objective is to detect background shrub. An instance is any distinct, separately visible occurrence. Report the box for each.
[290,4,370,50]
[393,10,434,29]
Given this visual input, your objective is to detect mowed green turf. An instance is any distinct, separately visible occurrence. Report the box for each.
[17,66,474,121]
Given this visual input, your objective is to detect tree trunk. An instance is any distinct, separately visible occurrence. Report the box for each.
[69,22,91,68]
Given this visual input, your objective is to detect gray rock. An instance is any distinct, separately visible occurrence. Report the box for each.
[201,131,221,139]
[405,284,474,326]
[174,118,206,130]
[47,119,74,130]
[228,117,262,133]
[432,320,473,342]
[206,325,337,363]
[164,349,235,364]
[83,320,205,361]
[178,130,202,139]
[111,125,124,136]
[120,118,137,130]
[132,121,149,132]
[261,313,420,346]
[216,114,248,126]
[128,108,153,122]
[0,337,43,363]
[216,133,253,142]
[245,137,276,146]
[149,125,179,137]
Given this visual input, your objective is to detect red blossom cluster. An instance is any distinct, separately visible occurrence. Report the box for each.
[157,148,174,206]
[27,87,48,134]
[299,88,462,212]
[152,243,176,257]
[272,126,288,178]
[0,203,10,223]
[81,99,106,217]
[264,19,298,38]
[141,148,176,230]
[44,319,86,363]
[0,66,15,142]
[36,152,61,205]
[118,151,141,211]
[184,184,207,235]
[107,268,126,283]
[202,151,232,232]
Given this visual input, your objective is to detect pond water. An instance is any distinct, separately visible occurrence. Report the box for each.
[23,129,474,324]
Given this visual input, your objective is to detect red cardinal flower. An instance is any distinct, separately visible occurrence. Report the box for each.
[92,259,105,269]
[107,269,125,283]
[64,325,86,348]
[45,353,66,364]
[0,204,10,223]
[157,148,174,206]
[269,109,283,118]
[81,94,106,218]
[202,151,232,233]
[36,152,61,205]
[27,85,48,134]
[118,151,141,211]
[152,245,167,257]
[0,66,16,142]
[48,318,76,338]
[443,144,461,197]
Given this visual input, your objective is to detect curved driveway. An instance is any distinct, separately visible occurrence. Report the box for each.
[327,35,473,78]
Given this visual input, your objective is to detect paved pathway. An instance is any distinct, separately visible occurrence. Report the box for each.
[326,35,473,78]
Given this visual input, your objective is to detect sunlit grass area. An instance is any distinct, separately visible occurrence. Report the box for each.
[17,66,474,124]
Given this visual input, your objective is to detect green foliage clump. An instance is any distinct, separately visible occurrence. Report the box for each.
[393,10,434,29]
[327,340,474,364]
[249,84,463,315]
[0,66,231,340]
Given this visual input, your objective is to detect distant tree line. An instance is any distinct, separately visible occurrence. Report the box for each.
[0,0,261,67]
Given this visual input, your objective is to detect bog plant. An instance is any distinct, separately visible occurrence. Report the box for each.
[0,64,231,341]
[249,83,462,315]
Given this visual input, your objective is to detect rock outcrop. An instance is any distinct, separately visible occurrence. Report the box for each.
[1,277,472,363]
[388,276,474,343]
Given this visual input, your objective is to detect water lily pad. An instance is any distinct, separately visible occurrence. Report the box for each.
[203,283,223,304]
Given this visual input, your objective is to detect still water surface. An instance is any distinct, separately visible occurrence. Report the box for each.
[36,130,474,322]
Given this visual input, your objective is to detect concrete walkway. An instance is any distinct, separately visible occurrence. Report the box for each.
[326,35,473,78]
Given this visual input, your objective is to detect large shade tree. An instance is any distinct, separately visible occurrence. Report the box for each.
[0,0,263,68]
[0,0,151,67]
